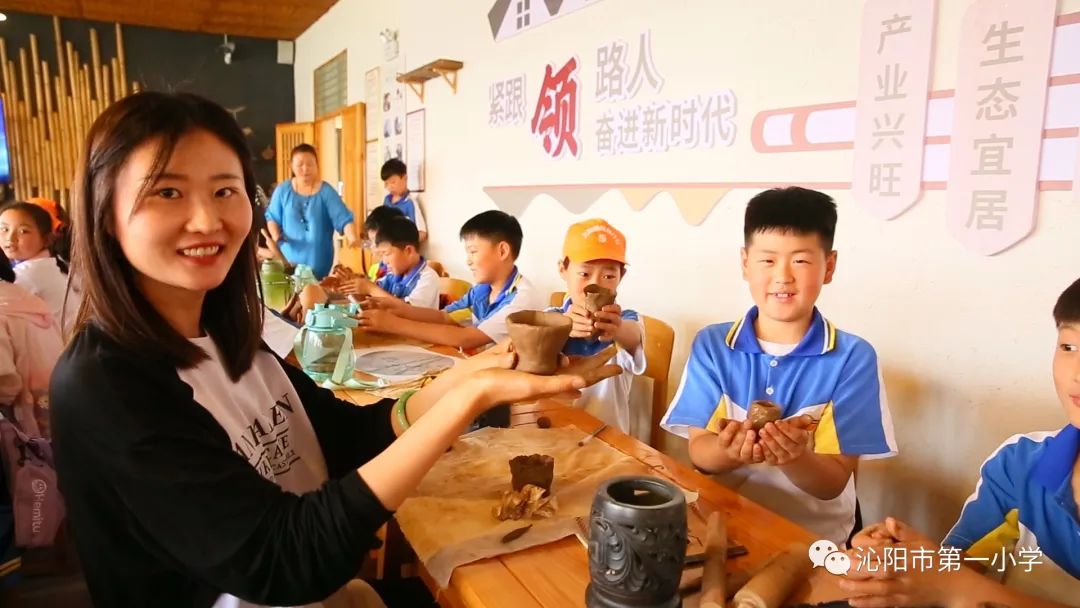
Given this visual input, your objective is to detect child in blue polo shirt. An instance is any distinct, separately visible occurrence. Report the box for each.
[547,219,647,440]
[360,205,405,281]
[661,187,897,545]
[339,217,440,309]
[380,159,427,243]
[840,278,1080,607]
[358,210,541,350]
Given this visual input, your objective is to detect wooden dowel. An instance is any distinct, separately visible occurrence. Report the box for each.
[700,511,728,608]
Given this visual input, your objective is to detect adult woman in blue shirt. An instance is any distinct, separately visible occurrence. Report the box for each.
[265,144,357,278]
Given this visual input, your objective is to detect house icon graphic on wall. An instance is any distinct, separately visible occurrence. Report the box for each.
[487,0,606,41]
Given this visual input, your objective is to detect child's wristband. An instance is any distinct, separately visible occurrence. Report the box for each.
[395,390,418,431]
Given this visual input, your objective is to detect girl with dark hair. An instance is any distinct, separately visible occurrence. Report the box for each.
[50,92,619,608]
[264,143,358,279]
[0,200,79,332]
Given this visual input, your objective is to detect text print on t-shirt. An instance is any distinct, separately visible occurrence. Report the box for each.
[231,392,302,480]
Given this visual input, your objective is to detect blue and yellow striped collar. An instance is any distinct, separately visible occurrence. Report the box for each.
[725,306,837,356]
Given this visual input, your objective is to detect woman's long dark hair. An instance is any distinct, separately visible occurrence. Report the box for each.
[70,91,263,380]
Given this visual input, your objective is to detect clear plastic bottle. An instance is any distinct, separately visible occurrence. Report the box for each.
[293,307,357,384]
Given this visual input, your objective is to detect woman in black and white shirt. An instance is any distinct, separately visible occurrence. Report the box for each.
[50,92,620,608]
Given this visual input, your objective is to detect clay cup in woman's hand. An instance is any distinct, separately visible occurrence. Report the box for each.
[461,345,622,411]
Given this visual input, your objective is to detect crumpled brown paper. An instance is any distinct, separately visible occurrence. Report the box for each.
[395,426,662,587]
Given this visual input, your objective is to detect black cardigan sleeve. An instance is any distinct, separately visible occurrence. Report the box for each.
[277,357,399,477]
[51,344,395,606]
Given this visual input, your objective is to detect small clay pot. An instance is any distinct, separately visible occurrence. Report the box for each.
[509,454,555,494]
[506,311,573,375]
[747,400,783,431]
[581,285,616,340]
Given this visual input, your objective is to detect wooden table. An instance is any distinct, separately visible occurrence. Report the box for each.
[330,338,847,607]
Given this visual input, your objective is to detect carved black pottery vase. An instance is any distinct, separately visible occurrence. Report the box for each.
[585,476,687,608]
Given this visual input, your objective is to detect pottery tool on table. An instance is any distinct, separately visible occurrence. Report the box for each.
[731,543,813,608]
[577,424,608,447]
[699,511,728,608]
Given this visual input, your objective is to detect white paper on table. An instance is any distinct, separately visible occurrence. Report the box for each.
[352,345,458,383]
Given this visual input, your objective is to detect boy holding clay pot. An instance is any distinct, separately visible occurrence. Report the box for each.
[547,219,647,440]
[660,187,898,545]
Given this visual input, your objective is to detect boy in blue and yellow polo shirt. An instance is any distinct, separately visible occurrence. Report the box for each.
[661,187,897,545]
[357,210,540,350]
[842,278,1080,607]
[380,158,428,243]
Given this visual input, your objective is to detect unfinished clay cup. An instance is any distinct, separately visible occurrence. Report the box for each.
[509,454,555,494]
[582,285,616,339]
[506,311,572,375]
[747,399,783,431]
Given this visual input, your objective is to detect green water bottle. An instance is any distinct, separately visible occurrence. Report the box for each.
[260,259,290,311]
[293,307,357,384]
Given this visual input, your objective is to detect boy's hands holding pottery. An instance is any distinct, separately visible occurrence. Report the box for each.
[757,417,815,465]
[565,302,598,339]
[713,419,765,465]
[592,304,624,342]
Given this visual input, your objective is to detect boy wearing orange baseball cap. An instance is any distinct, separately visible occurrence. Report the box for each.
[548,219,647,440]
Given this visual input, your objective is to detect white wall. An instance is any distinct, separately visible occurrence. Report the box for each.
[297,0,1080,539]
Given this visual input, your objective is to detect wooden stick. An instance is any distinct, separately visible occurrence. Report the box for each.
[700,511,728,608]
[90,28,103,105]
[731,543,812,608]
[115,23,127,97]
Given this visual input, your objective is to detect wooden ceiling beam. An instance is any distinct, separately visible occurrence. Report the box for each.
[0,0,338,39]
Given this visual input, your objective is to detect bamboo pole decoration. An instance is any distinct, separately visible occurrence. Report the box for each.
[43,61,62,195]
[115,23,127,98]
[102,64,111,106]
[110,57,121,103]
[0,20,131,200]
[90,29,103,106]
[30,35,44,118]
[53,17,67,98]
